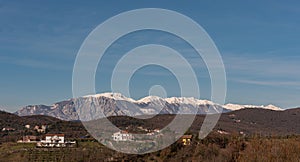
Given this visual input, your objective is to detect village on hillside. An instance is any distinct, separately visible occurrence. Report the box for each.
[2,122,194,149]
[11,124,76,148]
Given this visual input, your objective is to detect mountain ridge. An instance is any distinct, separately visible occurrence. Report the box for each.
[15,92,283,121]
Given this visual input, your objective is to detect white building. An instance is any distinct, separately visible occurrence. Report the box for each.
[2,127,15,131]
[34,125,47,133]
[37,134,75,147]
[45,134,64,143]
[112,131,134,142]
[17,135,39,143]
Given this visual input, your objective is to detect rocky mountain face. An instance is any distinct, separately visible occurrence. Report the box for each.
[15,93,283,121]
[15,100,78,121]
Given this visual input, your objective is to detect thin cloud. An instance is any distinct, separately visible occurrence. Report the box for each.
[223,52,300,78]
[0,55,70,71]
[233,79,300,87]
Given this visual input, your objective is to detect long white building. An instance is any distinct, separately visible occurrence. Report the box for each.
[37,134,76,147]
[112,131,134,142]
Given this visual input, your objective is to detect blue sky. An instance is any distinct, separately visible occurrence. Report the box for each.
[0,1,300,111]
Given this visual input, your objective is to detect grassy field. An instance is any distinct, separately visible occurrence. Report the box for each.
[1,134,300,162]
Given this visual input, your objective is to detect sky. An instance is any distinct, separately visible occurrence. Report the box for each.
[0,1,300,112]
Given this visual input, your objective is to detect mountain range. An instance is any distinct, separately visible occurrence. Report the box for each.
[15,92,283,121]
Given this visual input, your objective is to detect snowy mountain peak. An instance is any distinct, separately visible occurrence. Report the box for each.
[224,103,283,111]
[137,96,164,103]
[165,97,214,105]
[264,104,283,111]
[83,92,136,102]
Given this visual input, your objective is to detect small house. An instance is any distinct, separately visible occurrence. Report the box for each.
[217,130,229,135]
[112,130,134,142]
[18,135,39,143]
[2,127,15,131]
[181,135,192,145]
[34,125,47,133]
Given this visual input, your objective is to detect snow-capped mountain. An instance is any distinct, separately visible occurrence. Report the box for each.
[223,103,282,111]
[15,92,283,121]
[0,107,7,113]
